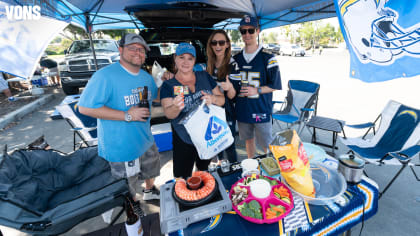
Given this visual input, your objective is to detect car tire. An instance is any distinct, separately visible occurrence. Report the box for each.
[62,84,79,95]
[292,51,296,57]
[280,52,284,56]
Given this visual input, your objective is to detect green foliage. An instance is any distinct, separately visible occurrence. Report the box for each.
[229,30,241,43]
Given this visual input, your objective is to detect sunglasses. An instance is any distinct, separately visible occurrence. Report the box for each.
[240,28,256,35]
[210,40,227,46]
[126,46,146,54]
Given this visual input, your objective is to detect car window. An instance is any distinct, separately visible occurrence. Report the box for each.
[68,40,118,54]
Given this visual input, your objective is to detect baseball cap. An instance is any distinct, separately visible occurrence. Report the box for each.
[239,15,259,29]
[119,33,150,51]
[175,43,196,57]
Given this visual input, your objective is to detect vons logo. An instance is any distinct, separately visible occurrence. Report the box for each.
[5,5,41,20]
[205,116,229,148]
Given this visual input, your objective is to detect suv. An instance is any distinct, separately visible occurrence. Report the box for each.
[59,39,120,95]
[279,44,306,57]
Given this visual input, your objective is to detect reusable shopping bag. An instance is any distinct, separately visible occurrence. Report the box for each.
[183,101,234,160]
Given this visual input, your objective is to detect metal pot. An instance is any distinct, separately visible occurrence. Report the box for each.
[338,154,365,184]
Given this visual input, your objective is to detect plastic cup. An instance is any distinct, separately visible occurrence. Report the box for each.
[220,159,230,173]
[187,176,202,190]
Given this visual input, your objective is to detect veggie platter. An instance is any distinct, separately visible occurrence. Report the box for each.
[229,175,294,224]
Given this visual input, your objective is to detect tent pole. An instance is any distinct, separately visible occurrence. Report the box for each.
[85,13,98,71]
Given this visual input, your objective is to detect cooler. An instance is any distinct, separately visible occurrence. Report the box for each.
[31,75,49,86]
[152,122,172,152]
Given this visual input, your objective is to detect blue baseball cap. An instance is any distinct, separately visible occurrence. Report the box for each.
[239,15,259,29]
[175,42,196,57]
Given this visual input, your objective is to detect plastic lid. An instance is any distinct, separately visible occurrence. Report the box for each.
[339,154,365,169]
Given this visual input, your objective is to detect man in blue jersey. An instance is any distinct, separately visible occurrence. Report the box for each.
[78,34,161,213]
[233,15,282,158]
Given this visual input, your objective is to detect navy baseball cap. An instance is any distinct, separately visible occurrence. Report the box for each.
[239,15,259,29]
[175,43,196,57]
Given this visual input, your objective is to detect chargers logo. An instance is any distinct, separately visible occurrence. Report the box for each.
[205,116,229,148]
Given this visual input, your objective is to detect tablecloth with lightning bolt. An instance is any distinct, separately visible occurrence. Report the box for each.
[179,170,378,236]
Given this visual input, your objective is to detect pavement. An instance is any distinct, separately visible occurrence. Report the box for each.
[0,48,419,235]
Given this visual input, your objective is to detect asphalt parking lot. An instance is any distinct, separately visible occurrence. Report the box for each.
[0,48,419,236]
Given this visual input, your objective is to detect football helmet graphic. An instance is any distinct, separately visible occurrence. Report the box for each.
[339,0,420,64]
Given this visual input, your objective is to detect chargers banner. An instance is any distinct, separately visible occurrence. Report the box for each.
[0,1,68,78]
[335,0,420,82]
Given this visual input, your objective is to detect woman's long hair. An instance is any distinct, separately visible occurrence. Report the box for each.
[206,30,232,81]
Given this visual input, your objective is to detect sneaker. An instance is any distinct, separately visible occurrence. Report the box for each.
[143,186,160,201]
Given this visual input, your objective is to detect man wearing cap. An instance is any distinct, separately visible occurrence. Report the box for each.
[78,33,161,211]
[160,42,225,179]
[233,15,282,158]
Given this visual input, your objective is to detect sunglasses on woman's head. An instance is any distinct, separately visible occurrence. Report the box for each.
[210,40,227,46]
[240,28,256,35]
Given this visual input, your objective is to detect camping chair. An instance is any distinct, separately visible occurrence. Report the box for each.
[339,100,420,198]
[56,101,97,150]
[272,80,320,134]
[0,146,129,235]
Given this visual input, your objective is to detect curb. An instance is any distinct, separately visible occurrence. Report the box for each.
[0,94,55,130]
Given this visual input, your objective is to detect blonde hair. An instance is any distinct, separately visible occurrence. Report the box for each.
[206,30,232,80]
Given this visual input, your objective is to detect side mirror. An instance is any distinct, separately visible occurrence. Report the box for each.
[64,49,67,55]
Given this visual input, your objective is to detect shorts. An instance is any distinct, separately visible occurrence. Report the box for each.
[238,120,273,149]
[0,77,9,92]
[48,67,58,76]
[108,143,160,195]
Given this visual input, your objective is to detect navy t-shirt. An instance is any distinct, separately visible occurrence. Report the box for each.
[232,48,282,123]
[160,71,217,144]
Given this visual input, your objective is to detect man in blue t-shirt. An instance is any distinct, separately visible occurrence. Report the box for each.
[233,15,282,158]
[78,34,161,212]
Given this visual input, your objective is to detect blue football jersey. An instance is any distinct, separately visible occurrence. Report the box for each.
[232,48,282,123]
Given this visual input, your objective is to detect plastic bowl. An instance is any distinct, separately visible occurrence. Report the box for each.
[283,163,347,205]
[187,176,202,190]
[249,179,271,199]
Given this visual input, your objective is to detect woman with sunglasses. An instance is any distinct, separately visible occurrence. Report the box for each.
[160,43,225,179]
[206,29,239,163]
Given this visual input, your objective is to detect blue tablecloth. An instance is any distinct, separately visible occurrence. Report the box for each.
[178,170,378,236]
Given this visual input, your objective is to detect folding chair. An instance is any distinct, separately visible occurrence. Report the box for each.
[339,100,420,198]
[272,80,320,134]
[56,101,98,150]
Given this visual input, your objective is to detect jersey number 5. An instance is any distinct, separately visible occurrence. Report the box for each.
[240,71,260,99]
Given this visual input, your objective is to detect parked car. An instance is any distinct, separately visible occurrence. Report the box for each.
[231,44,242,55]
[59,39,120,95]
[279,44,306,57]
[263,43,280,55]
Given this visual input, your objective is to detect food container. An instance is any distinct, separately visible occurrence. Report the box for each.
[187,176,202,190]
[283,163,347,205]
[260,157,280,176]
[249,179,271,199]
[338,154,365,184]
[229,175,294,224]
[241,159,259,177]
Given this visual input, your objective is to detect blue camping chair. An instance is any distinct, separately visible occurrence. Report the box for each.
[339,100,420,198]
[272,80,320,134]
[56,101,98,150]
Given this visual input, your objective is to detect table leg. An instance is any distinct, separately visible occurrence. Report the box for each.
[332,131,337,156]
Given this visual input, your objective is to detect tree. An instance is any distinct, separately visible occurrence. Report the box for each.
[64,24,87,40]
[267,32,277,43]
[229,30,241,43]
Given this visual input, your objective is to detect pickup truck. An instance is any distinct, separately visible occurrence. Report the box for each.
[59,39,120,95]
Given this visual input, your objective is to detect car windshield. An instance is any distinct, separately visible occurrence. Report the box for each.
[68,40,118,54]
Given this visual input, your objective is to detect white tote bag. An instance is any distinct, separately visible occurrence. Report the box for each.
[183,101,234,160]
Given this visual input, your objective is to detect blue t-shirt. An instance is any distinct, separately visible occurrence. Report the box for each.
[78,62,157,162]
[160,71,217,144]
[232,48,282,123]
